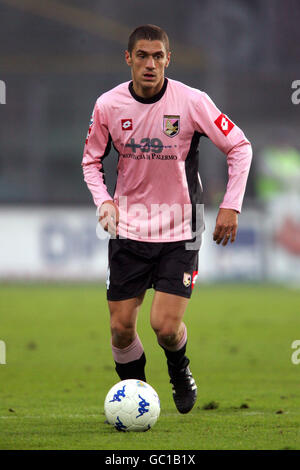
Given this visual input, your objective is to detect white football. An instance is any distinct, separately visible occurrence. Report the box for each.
[104,379,160,432]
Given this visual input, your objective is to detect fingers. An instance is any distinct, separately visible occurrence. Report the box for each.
[213,223,237,246]
[100,213,117,235]
[213,208,238,247]
[99,203,119,236]
[230,225,237,244]
[100,213,116,234]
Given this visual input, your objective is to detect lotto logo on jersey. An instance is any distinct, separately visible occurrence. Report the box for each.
[85,115,94,145]
[214,113,234,136]
[121,119,133,131]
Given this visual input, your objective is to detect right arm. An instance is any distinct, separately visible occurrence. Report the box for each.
[81,99,118,235]
[82,99,112,208]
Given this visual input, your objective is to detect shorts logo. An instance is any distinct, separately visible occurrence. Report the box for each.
[163,115,180,137]
[183,272,191,288]
[214,113,234,136]
[121,119,133,131]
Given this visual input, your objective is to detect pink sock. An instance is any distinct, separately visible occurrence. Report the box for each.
[174,323,187,351]
[111,334,144,364]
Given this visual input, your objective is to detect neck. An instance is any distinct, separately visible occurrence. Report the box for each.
[132,76,165,99]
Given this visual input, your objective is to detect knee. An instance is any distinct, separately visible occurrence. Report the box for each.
[152,323,179,349]
[110,317,136,348]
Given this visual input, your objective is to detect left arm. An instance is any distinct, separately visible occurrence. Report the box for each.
[192,92,253,245]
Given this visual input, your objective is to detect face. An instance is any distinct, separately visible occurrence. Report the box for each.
[125,39,171,97]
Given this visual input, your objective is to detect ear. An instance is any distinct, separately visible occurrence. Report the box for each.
[165,51,171,68]
[125,50,132,67]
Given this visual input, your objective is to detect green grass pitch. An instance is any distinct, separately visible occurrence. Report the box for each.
[0,283,300,450]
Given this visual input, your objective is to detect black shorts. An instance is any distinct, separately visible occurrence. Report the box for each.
[106,237,199,301]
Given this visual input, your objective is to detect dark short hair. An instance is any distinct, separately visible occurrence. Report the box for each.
[128,24,169,54]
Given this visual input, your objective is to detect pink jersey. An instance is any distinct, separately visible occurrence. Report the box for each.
[82,78,252,242]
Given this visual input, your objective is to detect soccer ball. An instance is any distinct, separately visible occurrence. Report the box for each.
[104,379,160,432]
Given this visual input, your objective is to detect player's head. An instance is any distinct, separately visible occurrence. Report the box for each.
[127,24,170,56]
[125,25,171,96]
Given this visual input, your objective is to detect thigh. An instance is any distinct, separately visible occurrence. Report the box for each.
[109,292,145,347]
[150,291,189,334]
[108,292,145,328]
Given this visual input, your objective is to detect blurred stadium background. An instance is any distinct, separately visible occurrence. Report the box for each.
[0,0,300,285]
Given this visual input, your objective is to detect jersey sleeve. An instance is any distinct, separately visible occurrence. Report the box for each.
[81,99,112,208]
[192,91,252,213]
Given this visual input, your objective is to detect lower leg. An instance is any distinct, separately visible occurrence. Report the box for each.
[150,292,197,413]
[150,292,190,370]
[157,323,189,371]
[111,334,146,381]
[108,295,146,381]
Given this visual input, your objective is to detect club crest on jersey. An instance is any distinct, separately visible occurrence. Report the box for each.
[163,115,180,137]
[183,272,191,287]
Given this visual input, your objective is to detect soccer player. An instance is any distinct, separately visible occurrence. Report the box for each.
[82,25,252,414]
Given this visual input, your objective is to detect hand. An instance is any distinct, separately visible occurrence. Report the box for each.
[213,208,238,246]
[99,200,119,237]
